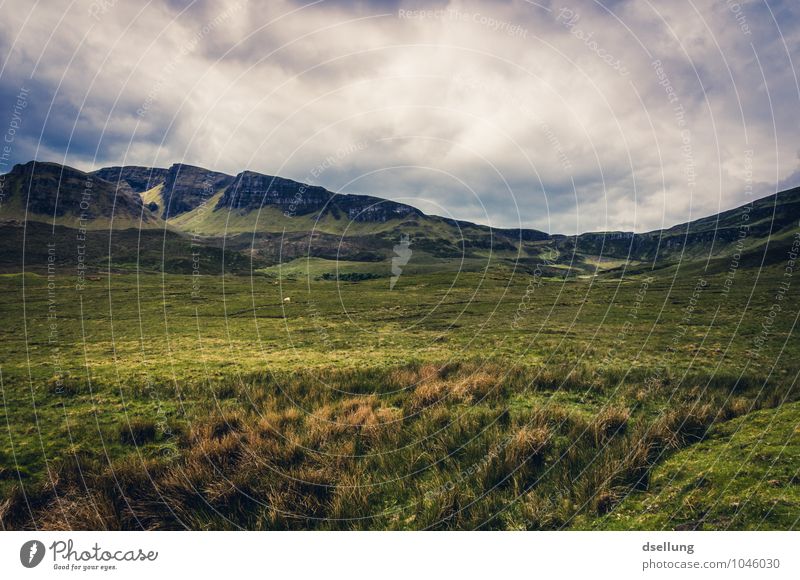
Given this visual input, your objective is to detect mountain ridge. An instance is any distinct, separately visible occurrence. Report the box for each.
[5,159,795,239]
[86,160,800,242]
[2,160,798,277]
[0,161,160,228]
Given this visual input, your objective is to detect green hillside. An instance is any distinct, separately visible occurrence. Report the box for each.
[592,401,800,530]
[0,161,162,230]
[5,161,799,280]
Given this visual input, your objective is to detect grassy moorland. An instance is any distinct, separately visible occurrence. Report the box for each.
[0,160,797,529]
[592,401,800,530]
[0,251,798,529]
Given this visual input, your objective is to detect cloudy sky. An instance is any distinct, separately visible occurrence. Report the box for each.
[1,0,798,234]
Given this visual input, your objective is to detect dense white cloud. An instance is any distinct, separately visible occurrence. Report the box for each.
[0,0,798,233]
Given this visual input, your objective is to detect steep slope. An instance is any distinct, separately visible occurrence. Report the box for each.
[220,170,423,222]
[566,187,800,268]
[168,166,800,274]
[0,161,160,229]
[174,169,424,233]
[90,165,169,194]
[91,163,236,220]
[158,163,234,219]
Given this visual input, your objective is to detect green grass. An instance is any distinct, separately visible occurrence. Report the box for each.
[591,401,800,530]
[1,262,794,382]
[168,191,413,236]
[0,260,798,529]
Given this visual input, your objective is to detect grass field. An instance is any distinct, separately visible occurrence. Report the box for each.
[0,253,798,529]
[591,401,800,530]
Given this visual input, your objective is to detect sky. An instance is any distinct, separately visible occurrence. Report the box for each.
[0,0,798,234]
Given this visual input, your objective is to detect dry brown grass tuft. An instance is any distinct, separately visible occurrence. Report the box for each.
[504,426,551,471]
[408,370,499,412]
[328,468,372,523]
[189,410,246,445]
[339,398,380,428]
[448,372,498,403]
[188,432,245,472]
[592,406,631,445]
[656,402,717,448]
[390,363,441,388]
[409,380,449,412]
[304,397,402,448]
[255,408,304,438]
[717,397,752,421]
[35,491,119,531]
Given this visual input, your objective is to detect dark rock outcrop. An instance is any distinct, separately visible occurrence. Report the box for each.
[91,166,169,194]
[218,171,330,214]
[160,164,234,218]
[217,170,422,222]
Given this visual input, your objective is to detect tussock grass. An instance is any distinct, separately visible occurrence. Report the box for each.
[2,360,793,531]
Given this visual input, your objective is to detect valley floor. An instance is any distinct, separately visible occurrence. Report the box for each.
[0,264,797,529]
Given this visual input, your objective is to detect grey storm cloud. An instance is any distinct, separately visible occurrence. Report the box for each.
[0,0,798,234]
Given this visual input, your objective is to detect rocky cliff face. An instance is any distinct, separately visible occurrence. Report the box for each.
[87,164,424,224]
[91,166,169,194]
[3,161,152,222]
[339,196,421,222]
[161,164,234,218]
[217,171,331,214]
[216,170,422,222]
